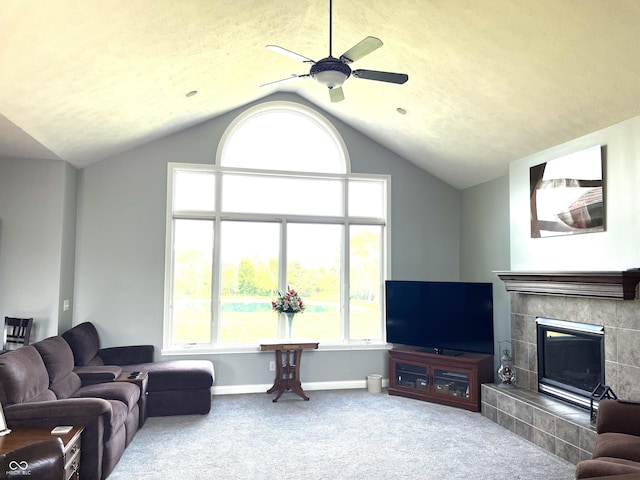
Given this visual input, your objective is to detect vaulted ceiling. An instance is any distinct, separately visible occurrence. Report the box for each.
[3,1,640,189]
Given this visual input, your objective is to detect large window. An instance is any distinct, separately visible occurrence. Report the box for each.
[163,102,389,350]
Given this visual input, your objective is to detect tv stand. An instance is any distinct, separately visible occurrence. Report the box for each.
[389,346,494,412]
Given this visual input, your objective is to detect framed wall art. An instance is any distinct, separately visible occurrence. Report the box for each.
[530,145,605,238]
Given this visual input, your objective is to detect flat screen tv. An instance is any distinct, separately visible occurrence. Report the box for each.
[385,280,494,356]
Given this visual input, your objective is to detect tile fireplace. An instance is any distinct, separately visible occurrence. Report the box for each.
[482,270,640,464]
[497,270,640,400]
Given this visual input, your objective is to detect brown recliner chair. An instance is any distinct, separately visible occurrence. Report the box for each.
[575,399,640,478]
[0,437,65,480]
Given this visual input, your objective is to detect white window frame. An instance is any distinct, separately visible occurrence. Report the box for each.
[162,103,390,354]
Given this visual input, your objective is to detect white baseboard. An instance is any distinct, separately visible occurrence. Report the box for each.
[211,378,389,396]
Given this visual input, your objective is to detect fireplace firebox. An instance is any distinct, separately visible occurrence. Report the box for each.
[536,317,604,409]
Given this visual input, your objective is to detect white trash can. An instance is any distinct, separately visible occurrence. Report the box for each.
[367,374,383,393]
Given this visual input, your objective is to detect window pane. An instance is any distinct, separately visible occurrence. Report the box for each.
[287,223,342,341]
[349,180,385,218]
[221,108,346,174]
[349,225,383,340]
[171,219,213,344]
[218,221,280,343]
[222,174,343,216]
[174,170,215,212]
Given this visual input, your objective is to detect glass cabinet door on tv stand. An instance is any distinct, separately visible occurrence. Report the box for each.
[388,346,494,412]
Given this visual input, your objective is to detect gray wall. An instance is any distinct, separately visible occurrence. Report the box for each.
[0,157,77,340]
[509,115,640,270]
[461,175,511,376]
[343,123,462,280]
[74,93,462,391]
[58,162,78,333]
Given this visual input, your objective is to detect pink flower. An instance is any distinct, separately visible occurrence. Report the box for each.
[271,287,306,314]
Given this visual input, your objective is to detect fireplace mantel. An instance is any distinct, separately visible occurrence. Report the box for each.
[494,270,640,300]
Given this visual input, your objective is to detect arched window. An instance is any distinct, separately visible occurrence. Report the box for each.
[164,102,388,351]
[219,102,348,174]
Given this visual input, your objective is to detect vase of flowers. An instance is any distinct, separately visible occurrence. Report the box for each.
[283,312,295,340]
[271,287,305,339]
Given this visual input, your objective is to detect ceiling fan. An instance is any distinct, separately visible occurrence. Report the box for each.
[261,0,409,103]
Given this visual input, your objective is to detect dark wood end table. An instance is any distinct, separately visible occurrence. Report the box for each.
[260,341,319,402]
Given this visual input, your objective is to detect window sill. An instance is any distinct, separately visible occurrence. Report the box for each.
[161,340,391,356]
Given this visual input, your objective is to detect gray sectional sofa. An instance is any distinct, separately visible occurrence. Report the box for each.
[0,336,141,480]
[0,323,214,480]
[62,322,214,417]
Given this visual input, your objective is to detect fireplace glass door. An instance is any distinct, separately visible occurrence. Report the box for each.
[536,317,604,409]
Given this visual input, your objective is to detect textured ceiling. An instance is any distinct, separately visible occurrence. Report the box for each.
[2,1,640,189]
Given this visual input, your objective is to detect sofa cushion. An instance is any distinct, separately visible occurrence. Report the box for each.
[593,432,640,463]
[33,337,75,383]
[62,322,102,366]
[576,457,640,478]
[597,399,640,437]
[72,382,140,412]
[33,336,82,399]
[0,346,56,405]
[104,399,130,442]
[99,345,155,365]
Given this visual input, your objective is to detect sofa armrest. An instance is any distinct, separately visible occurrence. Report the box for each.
[98,345,154,365]
[4,398,112,424]
[75,365,123,385]
[597,399,640,436]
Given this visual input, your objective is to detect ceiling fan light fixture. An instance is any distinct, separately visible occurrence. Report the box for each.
[313,69,348,88]
[310,58,351,88]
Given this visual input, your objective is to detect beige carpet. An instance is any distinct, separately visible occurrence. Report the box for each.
[109,389,576,479]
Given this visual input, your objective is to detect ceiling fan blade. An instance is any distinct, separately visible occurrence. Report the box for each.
[260,74,309,88]
[352,69,409,84]
[266,45,315,63]
[339,36,383,63]
[329,86,345,103]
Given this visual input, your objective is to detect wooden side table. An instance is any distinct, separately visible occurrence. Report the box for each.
[0,426,83,480]
[260,341,319,402]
